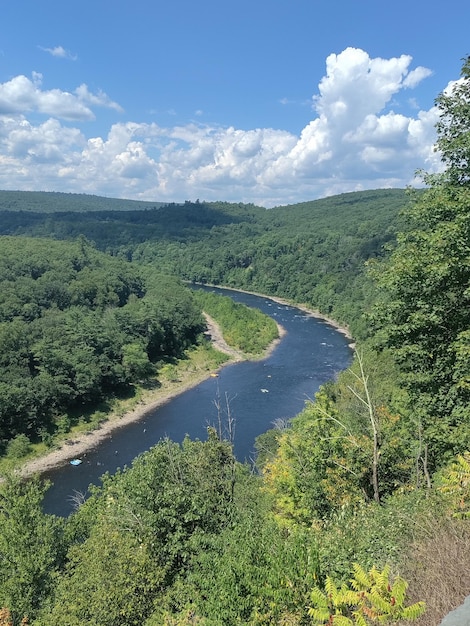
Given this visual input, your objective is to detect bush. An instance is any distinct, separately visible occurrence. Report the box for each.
[6,434,31,459]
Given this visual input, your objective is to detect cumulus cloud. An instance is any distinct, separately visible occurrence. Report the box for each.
[403,66,433,88]
[0,48,446,205]
[0,73,122,121]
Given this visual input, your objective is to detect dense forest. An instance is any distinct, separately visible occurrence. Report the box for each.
[0,57,469,625]
[0,188,406,339]
[0,238,206,466]
[0,190,167,213]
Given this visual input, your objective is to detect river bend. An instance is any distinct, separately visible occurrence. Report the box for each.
[42,287,352,516]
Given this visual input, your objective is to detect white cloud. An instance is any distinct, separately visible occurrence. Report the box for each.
[0,48,446,206]
[0,73,122,121]
[403,66,433,88]
[74,84,124,113]
[39,45,78,60]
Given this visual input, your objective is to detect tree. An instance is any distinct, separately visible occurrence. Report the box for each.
[344,351,381,503]
[371,56,470,470]
[39,431,238,625]
[38,517,163,626]
[0,476,65,624]
[262,390,373,524]
[434,55,470,185]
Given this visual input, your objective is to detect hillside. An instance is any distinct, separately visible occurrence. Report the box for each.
[0,188,409,337]
[0,190,167,213]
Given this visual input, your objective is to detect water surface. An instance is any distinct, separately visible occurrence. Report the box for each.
[42,287,352,516]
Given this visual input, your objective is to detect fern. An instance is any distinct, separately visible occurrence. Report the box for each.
[350,563,371,590]
[308,563,425,624]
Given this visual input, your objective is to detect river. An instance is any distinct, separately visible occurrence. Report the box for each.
[42,287,353,516]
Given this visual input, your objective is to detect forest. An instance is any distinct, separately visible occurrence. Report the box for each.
[0,56,469,625]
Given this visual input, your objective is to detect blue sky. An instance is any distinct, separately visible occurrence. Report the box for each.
[0,0,468,207]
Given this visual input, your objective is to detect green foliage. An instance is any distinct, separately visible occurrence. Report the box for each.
[194,289,278,355]
[438,451,470,517]
[434,55,470,186]
[1,58,469,625]
[261,349,415,526]
[0,190,166,213]
[5,434,31,459]
[37,517,163,626]
[0,190,407,338]
[370,57,470,471]
[143,467,322,625]
[308,563,425,624]
[0,237,204,451]
[0,476,66,624]
[39,431,238,625]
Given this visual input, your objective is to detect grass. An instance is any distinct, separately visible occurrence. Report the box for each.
[395,514,470,626]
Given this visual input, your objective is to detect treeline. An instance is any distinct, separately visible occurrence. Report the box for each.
[133,190,406,338]
[0,189,407,338]
[0,190,166,212]
[0,236,204,456]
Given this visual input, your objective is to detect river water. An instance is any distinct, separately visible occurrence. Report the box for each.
[42,287,353,516]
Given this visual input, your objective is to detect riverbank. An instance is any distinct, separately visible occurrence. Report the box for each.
[195,283,355,347]
[13,287,348,480]
[16,312,284,480]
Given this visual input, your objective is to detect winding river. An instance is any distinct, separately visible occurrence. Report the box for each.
[42,287,353,516]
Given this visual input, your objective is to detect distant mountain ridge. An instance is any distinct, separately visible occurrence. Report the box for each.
[0,190,168,212]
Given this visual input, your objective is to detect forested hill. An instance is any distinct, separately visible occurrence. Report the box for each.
[0,190,167,213]
[0,188,409,337]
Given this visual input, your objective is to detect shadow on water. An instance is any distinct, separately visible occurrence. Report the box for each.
[42,287,353,516]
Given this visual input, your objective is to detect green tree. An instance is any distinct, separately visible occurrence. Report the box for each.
[40,431,237,625]
[371,56,470,470]
[0,476,65,624]
[38,517,163,626]
[435,55,470,185]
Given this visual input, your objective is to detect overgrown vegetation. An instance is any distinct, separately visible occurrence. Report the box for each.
[192,288,279,356]
[1,56,470,625]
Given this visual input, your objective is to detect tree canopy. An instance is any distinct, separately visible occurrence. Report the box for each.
[371,55,470,469]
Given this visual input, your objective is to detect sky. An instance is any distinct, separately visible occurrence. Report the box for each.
[0,0,469,208]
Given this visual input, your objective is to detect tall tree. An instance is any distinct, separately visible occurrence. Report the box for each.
[371,56,470,470]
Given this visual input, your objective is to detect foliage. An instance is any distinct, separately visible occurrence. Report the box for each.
[1,58,470,625]
[261,349,415,526]
[437,451,470,518]
[308,564,425,625]
[434,55,470,186]
[0,190,166,213]
[5,435,31,459]
[0,475,65,625]
[370,57,470,472]
[0,236,204,452]
[193,288,278,355]
[0,189,408,339]
[38,431,238,625]
[36,517,163,626]
[0,608,28,626]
